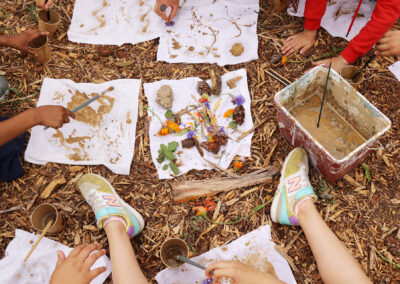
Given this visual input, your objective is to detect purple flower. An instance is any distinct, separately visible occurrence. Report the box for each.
[165,21,175,27]
[204,101,210,109]
[218,127,225,134]
[234,95,245,106]
[201,279,213,284]
[187,131,195,139]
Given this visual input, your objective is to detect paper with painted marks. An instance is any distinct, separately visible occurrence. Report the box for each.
[0,229,111,284]
[157,0,259,66]
[388,61,400,83]
[68,0,162,45]
[288,0,376,40]
[155,225,296,284]
[25,78,140,175]
[144,69,253,179]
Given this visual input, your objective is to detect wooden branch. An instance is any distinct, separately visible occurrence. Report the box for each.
[172,166,278,202]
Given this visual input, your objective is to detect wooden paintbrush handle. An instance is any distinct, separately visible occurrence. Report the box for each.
[24,219,53,262]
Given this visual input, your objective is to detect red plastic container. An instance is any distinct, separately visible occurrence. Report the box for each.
[274,66,391,183]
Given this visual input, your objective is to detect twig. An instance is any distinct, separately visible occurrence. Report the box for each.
[0,205,23,214]
[203,158,238,178]
[238,117,270,140]
[0,95,35,104]
[374,248,400,269]
[317,62,332,128]
[264,69,291,86]
[24,219,53,262]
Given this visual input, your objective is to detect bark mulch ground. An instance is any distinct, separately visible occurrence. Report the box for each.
[0,0,399,283]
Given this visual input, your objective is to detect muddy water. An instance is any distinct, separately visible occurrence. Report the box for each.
[164,246,185,267]
[290,94,366,160]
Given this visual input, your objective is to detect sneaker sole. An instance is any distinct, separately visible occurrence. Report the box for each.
[82,174,145,230]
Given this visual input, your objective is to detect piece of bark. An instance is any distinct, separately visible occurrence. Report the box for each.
[40,178,66,199]
[172,166,278,202]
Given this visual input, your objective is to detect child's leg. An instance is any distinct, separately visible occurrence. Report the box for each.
[271,148,370,284]
[78,174,148,284]
[298,199,371,284]
[104,221,148,284]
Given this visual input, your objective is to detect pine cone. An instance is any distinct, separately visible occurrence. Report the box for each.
[197,80,211,96]
[233,105,245,125]
[182,138,195,149]
[213,134,228,146]
[201,142,220,154]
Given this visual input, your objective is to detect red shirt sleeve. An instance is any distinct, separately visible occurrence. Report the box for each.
[342,0,400,63]
[304,0,329,30]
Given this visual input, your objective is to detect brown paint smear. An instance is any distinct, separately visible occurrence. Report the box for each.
[230,43,244,56]
[89,0,108,33]
[66,86,115,127]
[126,111,132,124]
[172,38,181,50]
[290,94,366,160]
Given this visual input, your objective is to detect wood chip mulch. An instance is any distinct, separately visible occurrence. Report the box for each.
[1,1,399,283]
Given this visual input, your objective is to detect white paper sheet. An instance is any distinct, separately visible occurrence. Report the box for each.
[68,0,162,46]
[155,225,296,284]
[144,69,254,179]
[388,61,400,82]
[157,0,259,66]
[25,78,140,175]
[0,229,111,284]
[288,0,376,41]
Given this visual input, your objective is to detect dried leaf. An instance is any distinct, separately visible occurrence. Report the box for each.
[40,178,66,199]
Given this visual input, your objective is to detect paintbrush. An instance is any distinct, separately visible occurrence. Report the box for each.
[317,62,332,128]
[45,0,51,22]
[24,219,53,262]
[351,55,375,81]
[175,255,206,270]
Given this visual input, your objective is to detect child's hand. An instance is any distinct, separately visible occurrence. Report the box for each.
[35,105,75,128]
[312,54,349,74]
[50,243,107,284]
[205,261,284,284]
[7,30,49,56]
[154,0,179,22]
[376,30,400,57]
[36,0,55,10]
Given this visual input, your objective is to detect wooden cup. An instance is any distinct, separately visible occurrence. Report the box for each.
[38,10,61,38]
[340,65,364,86]
[31,203,64,234]
[160,238,189,268]
[28,35,51,64]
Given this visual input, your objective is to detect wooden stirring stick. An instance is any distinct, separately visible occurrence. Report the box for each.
[24,219,53,262]
[317,62,332,128]
[351,55,375,81]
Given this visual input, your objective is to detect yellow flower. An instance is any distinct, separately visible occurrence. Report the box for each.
[282,55,287,66]
[166,120,181,132]
[224,109,234,118]
[158,127,169,136]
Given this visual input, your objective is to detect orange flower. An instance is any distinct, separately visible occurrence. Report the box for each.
[166,120,181,132]
[224,109,234,118]
[233,160,243,171]
[193,206,207,216]
[282,55,287,66]
[158,127,169,136]
[204,198,216,211]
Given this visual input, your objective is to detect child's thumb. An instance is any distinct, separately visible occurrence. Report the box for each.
[55,250,66,267]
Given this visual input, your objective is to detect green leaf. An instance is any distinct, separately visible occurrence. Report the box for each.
[362,163,371,181]
[165,110,174,119]
[167,141,179,152]
[229,121,237,129]
[165,152,175,161]
[169,162,180,175]
[160,144,168,153]
[8,87,21,96]
[157,155,165,164]
[162,164,168,170]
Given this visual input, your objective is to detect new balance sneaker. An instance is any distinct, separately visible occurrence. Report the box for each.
[78,174,145,238]
[271,148,317,226]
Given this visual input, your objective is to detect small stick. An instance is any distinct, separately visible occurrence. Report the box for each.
[317,62,332,128]
[351,55,375,80]
[203,158,238,178]
[45,0,51,22]
[265,69,291,86]
[24,219,53,262]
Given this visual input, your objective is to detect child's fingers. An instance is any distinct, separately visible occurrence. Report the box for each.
[65,108,76,119]
[77,243,101,262]
[212,268,236,283]
[88,266,107,280]
[69,244,86,257]
[84,249,106,270]
[55,250,66,268]
[168,5,178,21]
[378,37,391,45]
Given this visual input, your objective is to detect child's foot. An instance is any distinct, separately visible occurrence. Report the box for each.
[282,29,317,56]
[78,174,145,238]
[271,148,317,226]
